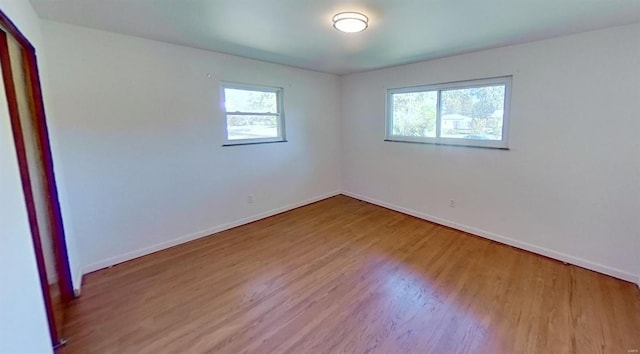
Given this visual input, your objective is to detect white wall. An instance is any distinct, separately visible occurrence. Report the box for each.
[341,23,640,283]
[1,0,82,293]
[0,1,54,353]
[38,18,640,287]
[41,21,342,274]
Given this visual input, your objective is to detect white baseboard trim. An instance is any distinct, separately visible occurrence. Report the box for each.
[342,191,639,284]
[72,267,83,297]
[80,191,341,277]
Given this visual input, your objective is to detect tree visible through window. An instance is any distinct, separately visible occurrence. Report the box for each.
[222,83,285,145]
[387,76,511,149]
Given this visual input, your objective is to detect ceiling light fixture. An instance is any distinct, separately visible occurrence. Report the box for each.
[332,12,369,33]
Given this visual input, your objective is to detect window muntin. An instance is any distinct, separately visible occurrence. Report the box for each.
[222,83,285,145]
[386,76,511,149]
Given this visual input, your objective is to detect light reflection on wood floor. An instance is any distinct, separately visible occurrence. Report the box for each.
[61,195,640,353]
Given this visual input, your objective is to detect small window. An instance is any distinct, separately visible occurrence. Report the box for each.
[221,82,285,145]
[386,76,511,149]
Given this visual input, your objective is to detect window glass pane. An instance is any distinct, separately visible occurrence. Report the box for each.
[440,85,505,140]
[226,115,278,140]
[391,91,437,137]
[225,88,277,113]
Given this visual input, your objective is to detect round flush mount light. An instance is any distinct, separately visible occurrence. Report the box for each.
[332,12,369,33]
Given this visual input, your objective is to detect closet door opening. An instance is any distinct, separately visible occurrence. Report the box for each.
[0,10,74,350]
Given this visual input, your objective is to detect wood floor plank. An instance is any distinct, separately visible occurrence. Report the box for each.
[60,195,640,354]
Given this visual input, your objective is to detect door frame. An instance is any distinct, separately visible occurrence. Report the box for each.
[0,8,74,347]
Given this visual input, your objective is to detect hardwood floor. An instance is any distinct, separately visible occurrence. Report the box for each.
[61,195,640,354]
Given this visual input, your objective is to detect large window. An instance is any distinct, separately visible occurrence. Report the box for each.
[222,82,285,145]
[386,76,511,149]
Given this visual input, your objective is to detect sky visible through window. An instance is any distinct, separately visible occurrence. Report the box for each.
[224,88,280,141]
[391,85,505,141]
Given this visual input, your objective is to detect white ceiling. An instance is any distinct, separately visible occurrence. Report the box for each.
[30,0,640,75]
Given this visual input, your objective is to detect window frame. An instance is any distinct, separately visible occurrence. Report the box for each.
[221,82,286,146]
[385,76,512,149]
